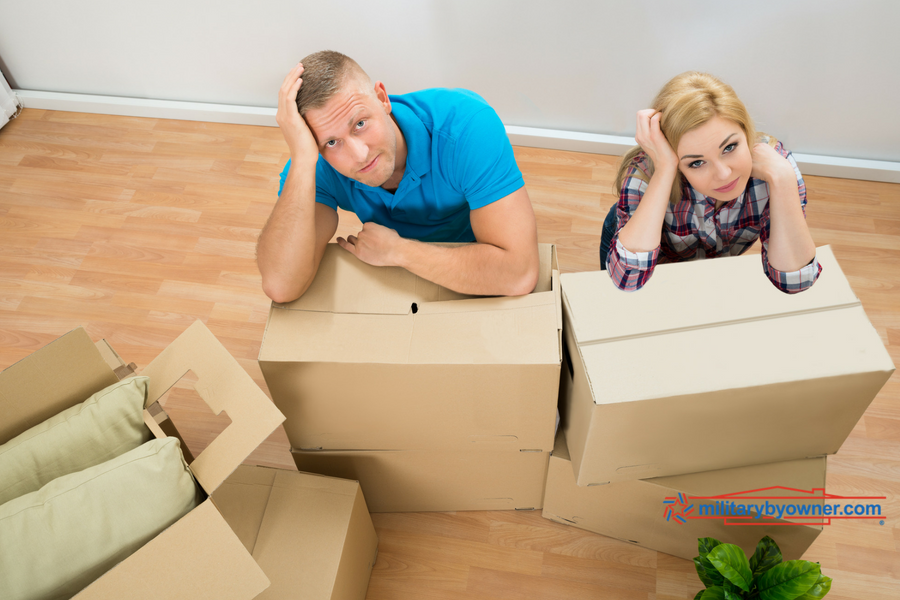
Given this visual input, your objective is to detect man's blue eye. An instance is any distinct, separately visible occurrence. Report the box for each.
[356,120,366,128]
[325,140,336,147]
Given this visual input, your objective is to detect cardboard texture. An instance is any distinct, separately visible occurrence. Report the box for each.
[542,432,825,562]
[560,246,895,486]
[259,243,562,453]
[292,448,549,513]
[214,466,378,600]
[1,322,288,600]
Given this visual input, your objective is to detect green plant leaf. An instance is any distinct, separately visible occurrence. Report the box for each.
[749,536,783,577]
[695,556,725,587]
[724,579,745,600]
[699,537,725,557]
[700,586,725,600]
[694,590,706,600]
[757,561,821,600]
[795,573,832,599]
[708,543,753,592]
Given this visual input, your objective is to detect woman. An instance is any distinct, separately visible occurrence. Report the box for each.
[599,72,821,293]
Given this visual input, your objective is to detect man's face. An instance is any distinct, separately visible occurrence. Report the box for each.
[304,79,399,188]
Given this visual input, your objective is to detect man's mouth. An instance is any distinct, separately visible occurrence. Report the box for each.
[359,155,379,174]
[715,177,739,193]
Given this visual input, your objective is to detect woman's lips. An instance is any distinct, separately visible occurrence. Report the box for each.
[359,155,379,174]
[715,177,739,193]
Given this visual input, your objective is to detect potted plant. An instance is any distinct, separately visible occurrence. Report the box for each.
[693,535,831,599]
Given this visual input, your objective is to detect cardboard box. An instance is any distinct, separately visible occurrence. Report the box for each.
[1,321,374,599]
[213,466,378,600]
[292,448,549,513]
[542,432,825,561]
[560,245,894,486]
[259,243,562,453]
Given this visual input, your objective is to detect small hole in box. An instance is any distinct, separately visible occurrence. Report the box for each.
[411,302,418,314]
[158,370,231,463]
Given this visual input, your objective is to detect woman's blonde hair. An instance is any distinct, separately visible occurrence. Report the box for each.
[614,72,758,204]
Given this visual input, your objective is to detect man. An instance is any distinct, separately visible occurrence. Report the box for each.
[257,51,539,303]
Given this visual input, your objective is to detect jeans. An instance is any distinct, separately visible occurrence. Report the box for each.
[599,204,617,271]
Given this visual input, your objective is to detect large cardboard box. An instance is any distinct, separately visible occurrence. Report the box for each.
[560,246,894,486]
[542,432,825,562]
[259,243,562,453]
[0,321,375,599]
[213,466,378,600]
[292,447,549,513]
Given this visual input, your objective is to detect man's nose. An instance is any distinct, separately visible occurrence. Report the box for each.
[348,137,368,163]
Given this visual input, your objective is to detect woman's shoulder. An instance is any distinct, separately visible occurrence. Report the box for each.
[625,150,653,178]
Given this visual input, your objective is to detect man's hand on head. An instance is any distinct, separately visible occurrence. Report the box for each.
[277,63,320,163]
[337,222,406,267]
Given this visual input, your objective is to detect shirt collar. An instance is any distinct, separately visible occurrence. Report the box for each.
[388,99,431,180]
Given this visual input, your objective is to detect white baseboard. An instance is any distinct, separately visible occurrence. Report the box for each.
[14,89,900,184]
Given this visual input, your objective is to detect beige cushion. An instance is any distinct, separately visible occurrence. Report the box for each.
[0,376,152,505]
[0,436,200,600]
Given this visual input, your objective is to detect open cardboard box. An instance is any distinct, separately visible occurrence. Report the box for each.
[542,431,825,562]
[1,320,377,600]
[560,245,895,486]
[259,243,562,453]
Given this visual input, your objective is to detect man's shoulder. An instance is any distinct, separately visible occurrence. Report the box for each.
[390,88,495,130]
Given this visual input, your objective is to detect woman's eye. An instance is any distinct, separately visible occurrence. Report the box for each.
[688,160,704,169]
[723,142,737,154]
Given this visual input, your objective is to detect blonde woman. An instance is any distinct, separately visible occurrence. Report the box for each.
[599,72,820,293]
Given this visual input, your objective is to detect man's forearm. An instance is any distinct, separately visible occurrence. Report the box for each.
[392,239,539,297]
[256,162,322,302]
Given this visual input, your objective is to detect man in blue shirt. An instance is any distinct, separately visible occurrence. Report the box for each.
[257,51,539,303]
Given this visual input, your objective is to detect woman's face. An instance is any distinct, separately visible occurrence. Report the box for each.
[675,116,753,202]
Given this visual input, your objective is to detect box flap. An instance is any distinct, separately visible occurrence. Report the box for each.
[582,305,894,405]
[141,320,286,493]
[562,245,859,345]
[275,244,471,315]
[275,242,557,316]
[0,328,119,445]
[261,299,559,365]
[76,500,269,600]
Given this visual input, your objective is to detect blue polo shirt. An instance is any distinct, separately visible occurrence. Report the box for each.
[278,88,524,243]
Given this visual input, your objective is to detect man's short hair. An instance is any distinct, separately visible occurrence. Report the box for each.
[295,50,371,115]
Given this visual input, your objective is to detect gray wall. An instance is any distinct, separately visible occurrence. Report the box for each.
[1,0,898,161]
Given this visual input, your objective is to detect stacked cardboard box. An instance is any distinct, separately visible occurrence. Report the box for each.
[1,321,378,600]
[259,243,563,512]
[546,245,894,557]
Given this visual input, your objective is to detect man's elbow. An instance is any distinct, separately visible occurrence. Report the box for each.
[503,259,540,297]
[261,276,306,304]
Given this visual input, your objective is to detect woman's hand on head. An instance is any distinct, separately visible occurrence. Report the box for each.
[751,142,795,185]
[635,110,678,174]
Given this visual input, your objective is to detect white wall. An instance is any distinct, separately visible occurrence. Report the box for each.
[1,0,898,162]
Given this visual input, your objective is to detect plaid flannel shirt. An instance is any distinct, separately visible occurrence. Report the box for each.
[606,142,822,293]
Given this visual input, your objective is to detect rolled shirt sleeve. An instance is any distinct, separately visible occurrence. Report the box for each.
[759,146,822,294]
[606,165,660,292]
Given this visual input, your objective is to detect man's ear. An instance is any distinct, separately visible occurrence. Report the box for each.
[373,81,391,114]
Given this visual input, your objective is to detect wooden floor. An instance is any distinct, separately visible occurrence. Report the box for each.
[1,109,898,599]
